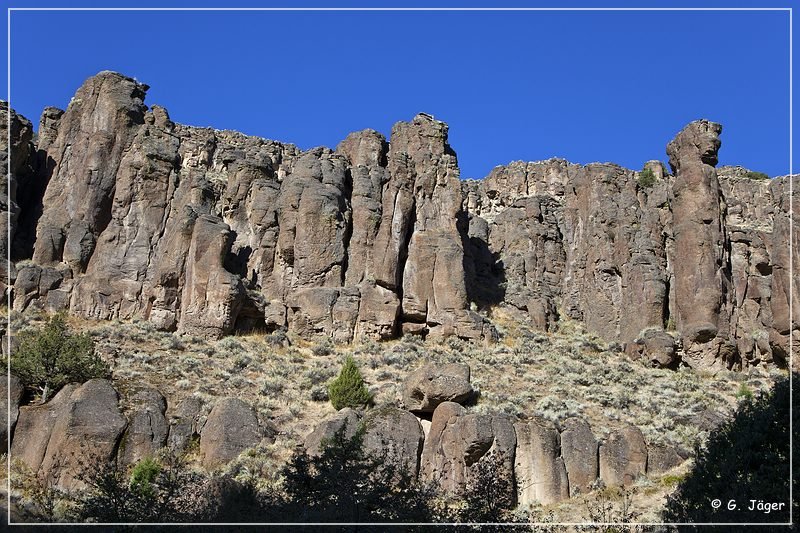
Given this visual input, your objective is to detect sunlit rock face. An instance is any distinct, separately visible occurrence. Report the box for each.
[5,71,797,369]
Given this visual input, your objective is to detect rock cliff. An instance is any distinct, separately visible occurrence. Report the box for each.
[3,71,797,370]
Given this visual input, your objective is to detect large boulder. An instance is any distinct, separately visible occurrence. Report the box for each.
[514,417,569,505]
[420,402,516,502]
[12,380,127,490]
[10,384,80,475]
[402,362,474,412]
[200,398,268,468]
[599,424,648,487]
[647,444,689,475]
[303,408,361,456]
[560,417,599,496]
[626,328,678,368]
[119,388,168,466]
[362,407,425,480]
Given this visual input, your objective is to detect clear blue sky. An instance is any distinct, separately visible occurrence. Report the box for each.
[4,1,795,178]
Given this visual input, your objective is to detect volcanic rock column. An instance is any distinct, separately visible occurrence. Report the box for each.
[667,120,734,367]
[375,114,482,338]
[32,71,148,272]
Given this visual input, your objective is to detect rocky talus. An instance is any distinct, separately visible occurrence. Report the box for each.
[2,70,797,371]
[7,366,688,506]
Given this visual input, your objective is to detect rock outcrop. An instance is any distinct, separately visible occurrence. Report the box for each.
[514,417,569,505]
[560,417,599,496]
[667,120,733,368]
[599,424,648,487]
[200,397,270,468]
[419,402,517,503]
[1,374,24,451]
[11,380,127,490]
[401,362,474,412]
[3,70,797,369]
[119,388,169,466]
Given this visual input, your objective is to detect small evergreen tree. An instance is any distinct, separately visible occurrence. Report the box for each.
[638,167,657,187]
[11,314,110,402]
[327,356,372,410]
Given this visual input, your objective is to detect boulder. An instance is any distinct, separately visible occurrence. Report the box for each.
[12,380,127,490]
[560,417,599,496]
[1,374,24,451]
[167,396,203,453]
[362,407,425,480]
[402,362,473,412]
[200,398,266,468]
[626,328,678,368]
[647,444,689,475]
[599,424,648,487]
[514,417,569,505]
[303,408,361,456]
[119,387,168,466]
[420,402,516,503]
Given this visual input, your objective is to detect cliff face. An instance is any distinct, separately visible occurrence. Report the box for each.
[3,71,797,369]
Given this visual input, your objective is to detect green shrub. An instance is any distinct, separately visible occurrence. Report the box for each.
[638,167,657,188]
[327,356,372,410]
[11,314,110,402]
[744,170,769,181]
[130,457,161,499]
[735,383,754,400]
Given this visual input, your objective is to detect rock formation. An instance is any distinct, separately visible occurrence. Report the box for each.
[11,380,127,490]
[514,417,569,505]
[401,362,474,412]
[200,397,271,469]
[2,70,797,371]
[419,402,517,502]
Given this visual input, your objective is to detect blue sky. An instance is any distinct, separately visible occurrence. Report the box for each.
[4,1,795,179]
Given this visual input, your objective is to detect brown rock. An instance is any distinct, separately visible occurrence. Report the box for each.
[667,120,730,366]
[420,402,516,502]
[200,397,266,468]
[599,424,648,487]
[514,417,569,505]
[402,362,473,412]
[1,374,25,451]
[167,396,203,453]
[560,417,599,496]
[12,380,126,490]
[10,384,79,475]
[303,408,360,456]
[647,444,689,475]
[627,328,678,368]
[32,72,148,271]
[362,407,424,480]
[119,388,168,466]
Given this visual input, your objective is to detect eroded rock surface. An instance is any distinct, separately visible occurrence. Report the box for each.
[401,362,474,412]
[514,417,569,505]
[419,402,516,502]
[3,71,796,369]
[200,397,269,468]
[599,424,648,487]
[11,380,126,490]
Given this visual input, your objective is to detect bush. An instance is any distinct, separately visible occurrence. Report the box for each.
[744,170,769,181]
[130,457,161,498]
[327,356,372,410]
[638,167,657,188]
[74,451,208,523]
[11,314,110,402]
[663,373,796,525]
